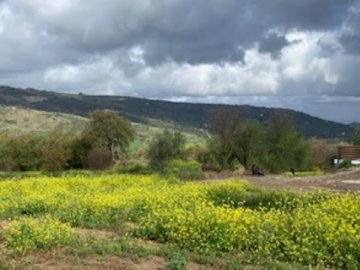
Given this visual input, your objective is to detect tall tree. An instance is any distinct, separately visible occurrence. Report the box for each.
[207,107,245,169]
[148,130,186,170]
[231,121,267,169]
[352,125,360,145]
[83,110,134,164]
[265,112,309,172]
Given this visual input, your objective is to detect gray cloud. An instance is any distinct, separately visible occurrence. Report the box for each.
[258,33,292,57]
[339,3,360,54]
[0,0,359,122]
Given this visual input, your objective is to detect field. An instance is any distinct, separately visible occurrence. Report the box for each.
[0,173,359,270]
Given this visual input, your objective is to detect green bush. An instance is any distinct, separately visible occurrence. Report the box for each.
[0,130,76,172]
[337,159,353,170]
[168,252,187,270]
[4,216,74,255]
[164,160,204,180]
[148,130,187,170]
[112,163,152,175]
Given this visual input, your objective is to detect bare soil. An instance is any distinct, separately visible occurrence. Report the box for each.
[205,167,360,192]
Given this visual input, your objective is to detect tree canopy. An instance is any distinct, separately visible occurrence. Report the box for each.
[147,130,186,170]
[83,110,134,163]
[352,126,360,145]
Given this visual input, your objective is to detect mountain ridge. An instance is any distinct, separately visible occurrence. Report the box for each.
[0,85,353,139]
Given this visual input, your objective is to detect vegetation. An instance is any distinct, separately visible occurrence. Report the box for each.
[352,125,360,145]
[205,110,311,173]
[164,159,204,180]
[264,113,310,173]
[83,110,134,163]
[0,93,356,269]
[148,130,186,170]
[0,86,353,139]
[0,174,359,269]
[3,216,74,255]
[0,130,76,171]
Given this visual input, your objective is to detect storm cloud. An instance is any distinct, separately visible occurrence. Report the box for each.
[0,0,359,122]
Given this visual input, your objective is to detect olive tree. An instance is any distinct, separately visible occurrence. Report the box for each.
[83,110,134,165]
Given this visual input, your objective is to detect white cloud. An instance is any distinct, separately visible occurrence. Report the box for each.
[0,0,358,122]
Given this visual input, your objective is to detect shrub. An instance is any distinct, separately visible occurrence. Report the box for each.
[168,252,187,270]
[112,163,152,175]
[148,130,186,170]
[308,139,337,171]
[0,130,76,172]
[4,216,74,255]
[337,159,353,170]
[164,160,204,180]
[83,148,113,170]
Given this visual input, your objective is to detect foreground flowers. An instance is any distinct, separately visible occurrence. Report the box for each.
[0,174,359,269]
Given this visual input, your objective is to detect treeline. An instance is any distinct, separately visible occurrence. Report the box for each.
[0,110,134,172]
[149,109,338,176]
[0,108,350,175]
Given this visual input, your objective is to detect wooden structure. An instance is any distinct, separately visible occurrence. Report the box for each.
[335,146,360,165]
[338,146,360,160]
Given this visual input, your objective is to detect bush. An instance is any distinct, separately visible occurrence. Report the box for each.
[4,216,74,255]
[112,163,152,175]
[148,130,186,170]
[83,148,113,170]
[308,139,337,171]
[164,160,204,180]
[337,159,353,170]
[0,130,76,172]
[168,252,187,270]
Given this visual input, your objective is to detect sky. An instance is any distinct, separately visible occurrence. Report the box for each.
[0,0,359,123]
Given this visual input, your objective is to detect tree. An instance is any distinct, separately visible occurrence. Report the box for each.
[83,110,134,164]
[207,107,245,169]
[148,130,186,170]
[231,121,267,169]
[352,125,360,145]
[265,112,310,173]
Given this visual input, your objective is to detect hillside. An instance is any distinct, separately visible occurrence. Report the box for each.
[0,106,87,133]
[0,106,205,161]
[0,85,353,139]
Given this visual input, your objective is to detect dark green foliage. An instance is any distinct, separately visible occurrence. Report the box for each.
[206,108,245,170]
[82,148,113,170]
[199,138,238,171]
[231,121,267,169]
[205,111,311,173]
[83,110,134,163]
[337,159,353,169]
[112,163,152,175]
[264,113,310,173]
[164,159,204,180]
[148,130,186,170]
[352,125,360,145]
[0,86,353,140]
[0,130,76,172]
[308,139,337,171]
[168,252,187,270]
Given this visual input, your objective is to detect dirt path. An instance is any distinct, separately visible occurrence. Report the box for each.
[205,168,360,192]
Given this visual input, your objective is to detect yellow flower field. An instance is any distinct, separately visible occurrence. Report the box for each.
[0,174,359,269]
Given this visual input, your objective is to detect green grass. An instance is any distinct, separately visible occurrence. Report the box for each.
[283,170,324,177]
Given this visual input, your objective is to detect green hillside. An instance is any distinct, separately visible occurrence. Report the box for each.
[0,85,353,139]
[0,106,87,133]
[0,106,206,162]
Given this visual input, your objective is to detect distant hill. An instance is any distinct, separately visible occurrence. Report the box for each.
[0,85,353,139]
[0,105,87,133]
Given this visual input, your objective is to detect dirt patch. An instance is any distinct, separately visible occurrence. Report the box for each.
[0,220,9,229]
[187,261,213,270]
[13,251,167,270]
[75,227,118,241]
[244,168,360,192]
[204,168,360,192]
